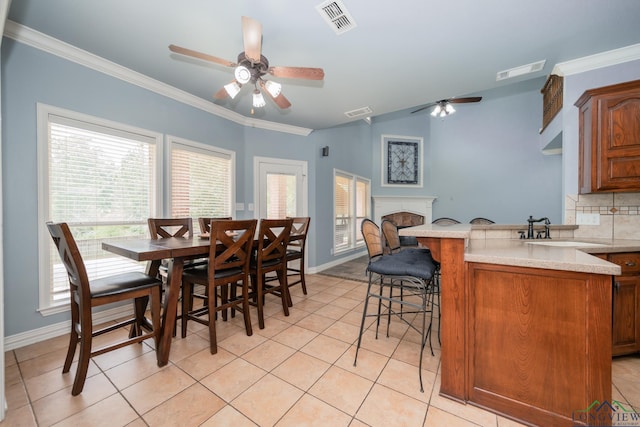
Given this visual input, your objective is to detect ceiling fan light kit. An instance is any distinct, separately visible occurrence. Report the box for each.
[169,16,324,111]
[412,96,482,117]
[234,65,252,84]
[264,80,282,97]
[252,89,266,108]
[224,81,242,99]
[431,102,456,117]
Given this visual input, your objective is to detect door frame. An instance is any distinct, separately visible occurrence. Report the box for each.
[253,156,308,218]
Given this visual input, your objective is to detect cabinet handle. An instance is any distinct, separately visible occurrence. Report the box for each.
[615,281,620,293]
[625,261,637,267]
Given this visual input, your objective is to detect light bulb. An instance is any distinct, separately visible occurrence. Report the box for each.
[445,103,455,114]
[431,105,442,117]
[264,80,282,97]
[252,90,266,108]
[224,81,242,99]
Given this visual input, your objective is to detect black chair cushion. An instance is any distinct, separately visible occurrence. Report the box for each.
[367,252,437,281]
[90,272,162,298]
[182,264,245,281]
[250,258,283,269]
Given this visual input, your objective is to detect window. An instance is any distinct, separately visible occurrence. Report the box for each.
[168,136,234,221]
[334,169,370,254]
[37,104,162,313]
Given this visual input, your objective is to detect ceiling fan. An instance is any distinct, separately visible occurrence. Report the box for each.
[411,97,482,117]
[169,16,324,111]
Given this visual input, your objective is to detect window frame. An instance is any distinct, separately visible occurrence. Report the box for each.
[333,168,370,255]
[37,103,163,315]
[166,135,236,222]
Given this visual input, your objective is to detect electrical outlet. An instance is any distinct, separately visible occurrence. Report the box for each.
[576,212,600,225]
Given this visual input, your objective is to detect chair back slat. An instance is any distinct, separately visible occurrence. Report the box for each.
[208,219,257,275]
[46,222,90,303]
[148,218,193,239]
[361,219,384,260]
[381,219,401,253]
[198,217,233,234]
[287,216,310,248]
[256,219,293,265]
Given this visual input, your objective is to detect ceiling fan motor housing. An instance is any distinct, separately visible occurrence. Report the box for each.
[237,52,269,83]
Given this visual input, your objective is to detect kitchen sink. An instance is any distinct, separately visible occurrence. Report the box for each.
[525,240,609,248]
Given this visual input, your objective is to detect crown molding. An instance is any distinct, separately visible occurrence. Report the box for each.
[552,43,640,76]
[3,21,313,136]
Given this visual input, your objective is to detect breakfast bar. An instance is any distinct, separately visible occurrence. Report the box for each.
[400,224,631,427]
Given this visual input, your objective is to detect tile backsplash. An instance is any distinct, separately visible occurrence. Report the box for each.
[566,192,640,239]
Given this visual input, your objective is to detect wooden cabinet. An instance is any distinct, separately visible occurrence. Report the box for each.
[608,252,640,356]
[575,79,640,193]
[465,262,611,426]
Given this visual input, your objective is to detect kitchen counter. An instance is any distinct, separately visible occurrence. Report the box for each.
[399,223,640,275]
[399,223,627,426]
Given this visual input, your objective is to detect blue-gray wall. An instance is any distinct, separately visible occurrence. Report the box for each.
[2,36,569,337]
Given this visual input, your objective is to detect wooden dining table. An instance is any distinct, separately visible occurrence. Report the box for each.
[102,236,212,366]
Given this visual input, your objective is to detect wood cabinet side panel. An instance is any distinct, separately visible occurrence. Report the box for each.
[466,263,611,426]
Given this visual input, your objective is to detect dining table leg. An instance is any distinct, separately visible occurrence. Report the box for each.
[156,257,184,366]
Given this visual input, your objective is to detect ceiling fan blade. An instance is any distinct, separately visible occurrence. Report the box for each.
[411,103,437,114]
[213,85,229,99]
[268,66,325,80]
[259,80,291,109]
[272,92,292,109]
[169,44,236,68]
[448,96,482,104]
[242,16,262,62]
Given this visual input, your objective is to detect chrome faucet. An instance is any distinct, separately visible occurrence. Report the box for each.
[527,216,551,239]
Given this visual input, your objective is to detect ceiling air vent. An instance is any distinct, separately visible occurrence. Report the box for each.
[496,59,546,81]
[345,106,372,118]
[316,1,357,35]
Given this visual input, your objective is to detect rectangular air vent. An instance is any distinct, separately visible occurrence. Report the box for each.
[316,1,357,35]
[496,60,546,81]
[345,106,373,118]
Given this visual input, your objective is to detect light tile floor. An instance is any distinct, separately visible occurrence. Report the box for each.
[2,273,639,426]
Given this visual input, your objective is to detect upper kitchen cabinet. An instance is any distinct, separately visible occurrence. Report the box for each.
[575,79,640,194]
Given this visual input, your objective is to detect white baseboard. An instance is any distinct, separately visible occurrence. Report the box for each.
[4,305,133,351]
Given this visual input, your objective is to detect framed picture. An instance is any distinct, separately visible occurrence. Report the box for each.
[381,135,423,187]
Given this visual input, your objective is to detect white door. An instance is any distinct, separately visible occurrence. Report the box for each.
[254,157,307,218]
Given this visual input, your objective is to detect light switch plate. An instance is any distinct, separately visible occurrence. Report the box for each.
[235,202,244,211]
[576,212,600,225]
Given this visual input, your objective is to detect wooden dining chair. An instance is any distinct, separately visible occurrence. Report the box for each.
[46,222,162,395]
[147,217,198,336]
[198,217,233,234]
[181,219,258,353]
[248,218,293,329]
[284,216,311,299]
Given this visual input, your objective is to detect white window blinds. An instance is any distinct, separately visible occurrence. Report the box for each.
[334,170,370,254]
[170,140,232,220]
[41,107,158,309]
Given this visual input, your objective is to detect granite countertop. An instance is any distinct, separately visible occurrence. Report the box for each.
[399,224,640,275]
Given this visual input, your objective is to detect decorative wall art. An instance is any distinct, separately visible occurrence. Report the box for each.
[381,135,423,187]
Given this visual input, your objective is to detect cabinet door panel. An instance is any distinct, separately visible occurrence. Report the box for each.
[612,276,640,355]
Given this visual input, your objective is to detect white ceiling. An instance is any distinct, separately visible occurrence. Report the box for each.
[6,0,640,130]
